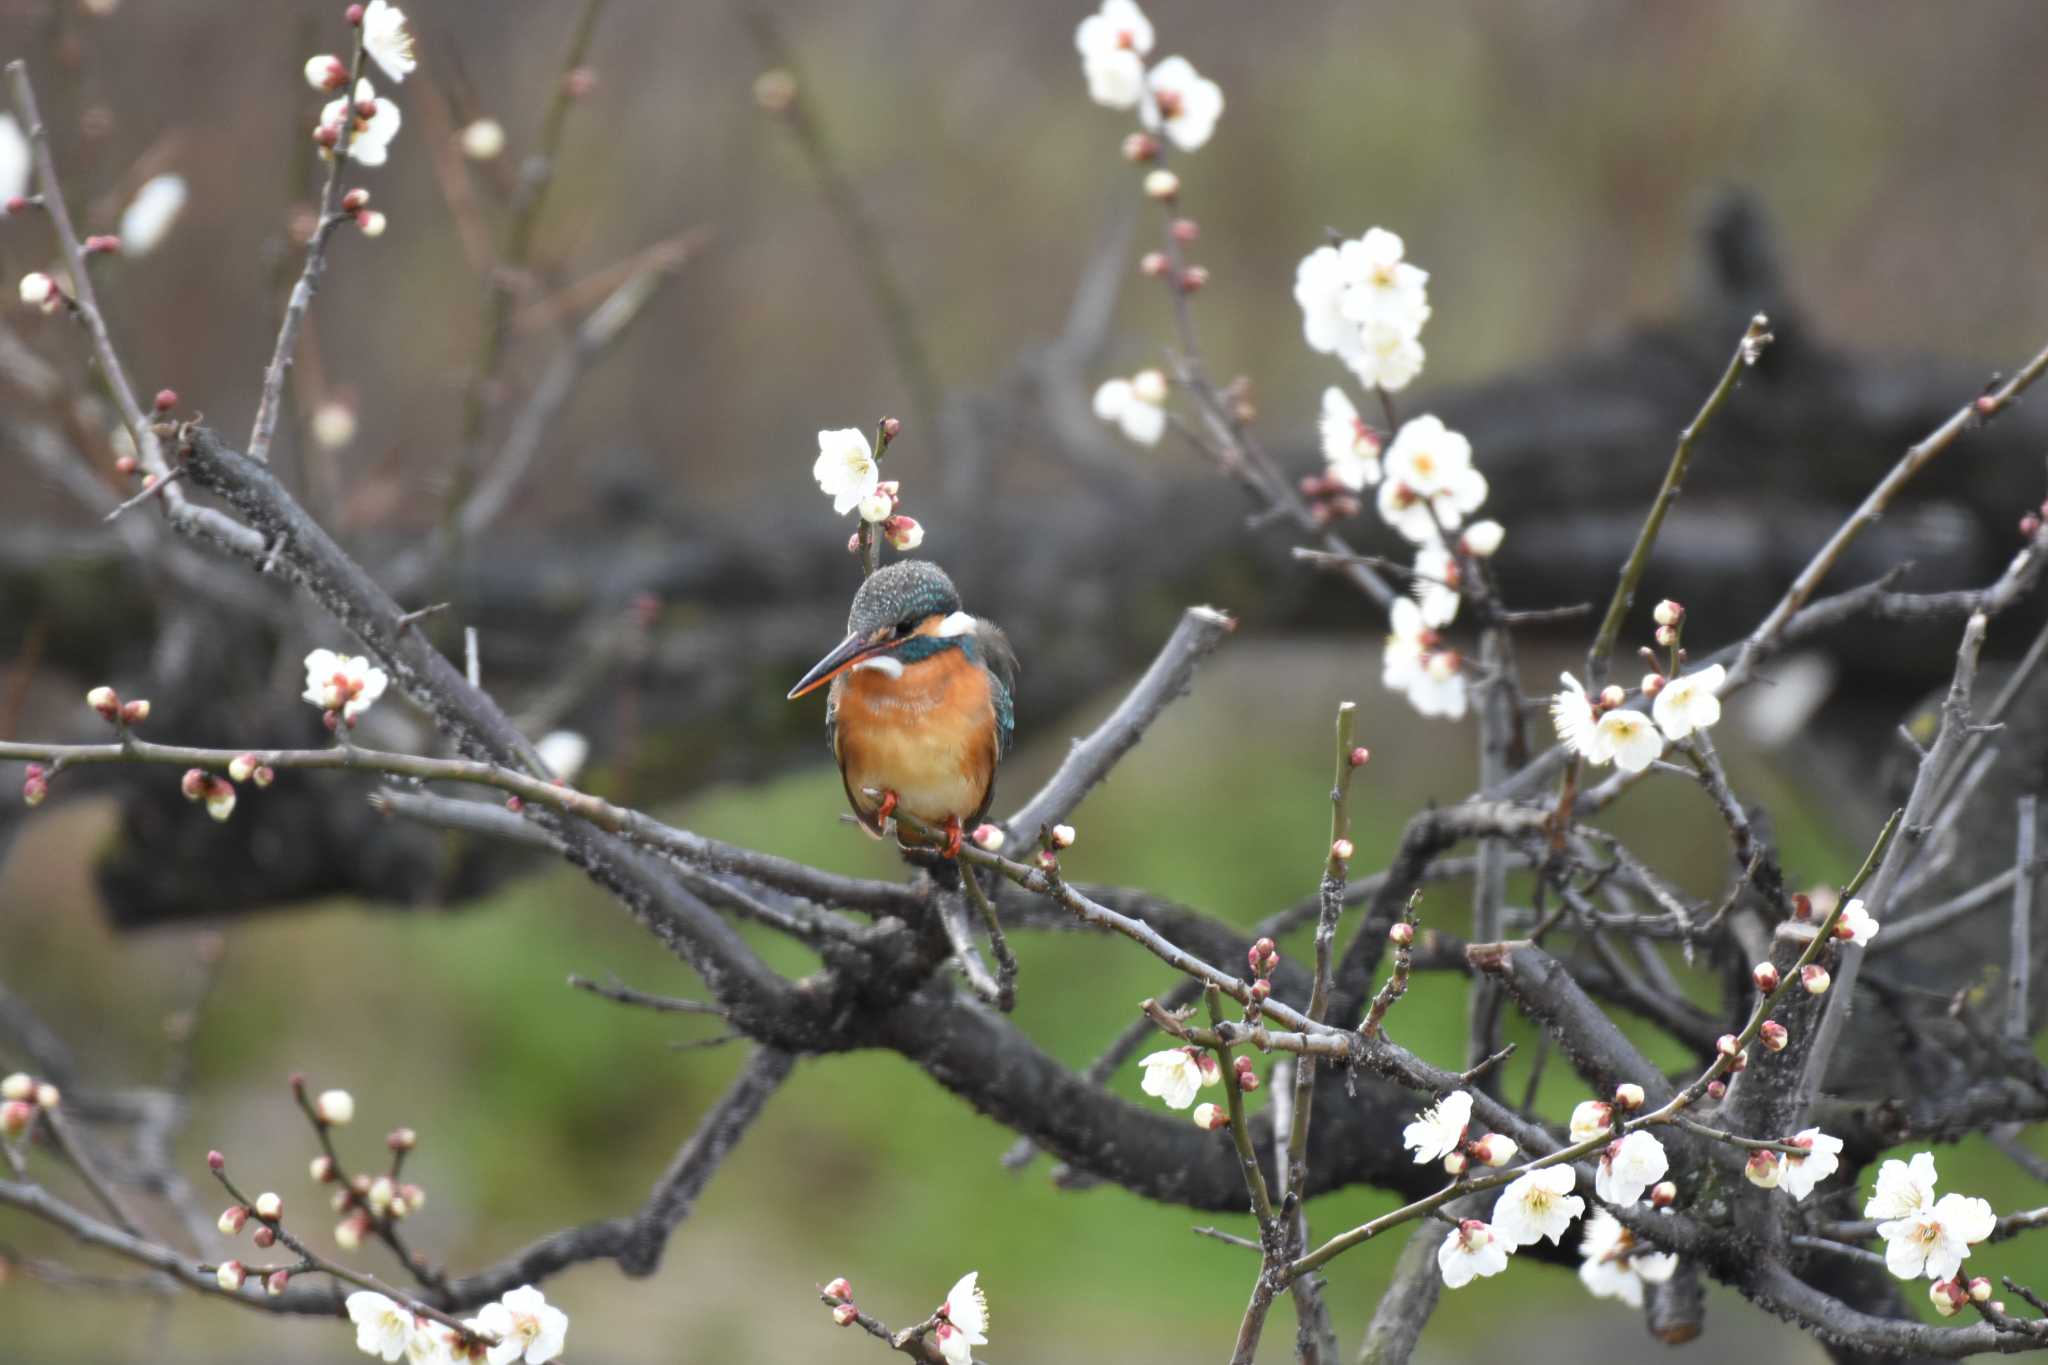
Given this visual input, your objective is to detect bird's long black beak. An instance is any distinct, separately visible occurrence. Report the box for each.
[787,631,879,700]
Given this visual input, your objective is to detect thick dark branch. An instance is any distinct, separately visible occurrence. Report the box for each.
[1743,1263,2046,1357]
[1464,941,1671,1103]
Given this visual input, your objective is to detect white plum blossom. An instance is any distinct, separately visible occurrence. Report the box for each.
[1401,1090,1472,1166]
[1651,663,1725,741]
[347,1291,412,1362]
[360,1,417,84]
[1382,598,1467,721]
[321,80,403,167]
[1138,56,1224,151]
[1552,676,1610,765]
[1835,898,1880,947]
[1336,228,1431,338]
[1346,322,1425,392]
[1776,1128,1843,1202]
[813,428,878,515]
[1376,415,1486,542]
[1074,0,1152,110]
[1593,1131,1668,1207]
[1438,1220,1510,1289]
[1411,542,1461,629]
[303,650,389,723]
[118,174,188,257]
[0,114,29,204]
[475,1285,568,1365]
[934,1271,988,1365]
[1138,1047,1213,1110]
[1318,387,1380,489]
[1577,1209,1678,1308]
[1491,1164,1585,1250]
[1596,709,1664,774]
[1295,246,1359,365]
[535,730,589,784]
[1092,373,1166,446]
[403,1321,451,1365]
[1865,1153,1994,1282]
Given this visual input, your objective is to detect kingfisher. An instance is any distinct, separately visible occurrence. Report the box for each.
[786,560,1015,859]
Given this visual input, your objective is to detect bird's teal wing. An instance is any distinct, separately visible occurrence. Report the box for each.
[971,620,1018,758]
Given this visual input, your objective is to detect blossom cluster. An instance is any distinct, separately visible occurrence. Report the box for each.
[1296,227,1431,394]
[1864,1152,1995,1285]
[823,1271,987,1365]
[811,425,924,552]
[348,1285,567,1365]
[1074,1,1224,152]
[302,1,416,235]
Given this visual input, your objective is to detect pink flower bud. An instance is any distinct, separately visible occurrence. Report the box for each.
[218,1205,248,1235]
[335,1211,371,1251]
[1760,1019,1788,1052]
[1177,264,1210,293]
[823,1277,852,1301]
[4,195,28,214]
[216,1260,247,1291]
[265,1270,290,1296]
[341,188,370,213]
[1049,823,1076,849]
[1598,684,1626,709]
[87,686,120,720]
[251,1224,276,1249]
[1348,746,1370,768]
[345,4,365,25]
[1650,1180,1677,1208]
[33,1082,57,1110]
[398,1183,424,1211]
[563,66,598,100]
[1752,962,1780,993]
[356,210,387,237]
[314,123,341,149]
[832,1303,859,1327]
[1388,921,1414,947]
[505,795,524,813]
[113,455,138,477]
[0,1073,29,1102]
[1247,978,1270,1003]
[305,54,348,91]
[1800,964,1830,995]
[1192,1102,1229,1131]
[228,753,259,783]
[254,765,276,787]
[254,1192,282,1220]
[1641,673,1665,696]
[120,699,150,725]
[386,1126,416,1151]
[0,1100,33,1138]
[1143,168,1180,200]
[1743,1150,1781,1188]
[1706,1079,1726,1100]
[1330,837,1354,861]
[83,234,121,255]
[205,778,237,823]
[1139,250,1170,277]
[1930,1278,1967,1317]
[310,1154,336,1183]
[970,823,1005,852]
[1121,131,1159,162]
[1969,1277,1993,1302]
[881,515,924,551]
[1653,624,1677,648]
[1652,599,1684,627]
[1036,848,1059,872]
[1613,1082,1645,1111]
[1442,1149,1469,1176]
[22,774,47,807]
[315,1089,355,1125]
[207,1149,225,1172]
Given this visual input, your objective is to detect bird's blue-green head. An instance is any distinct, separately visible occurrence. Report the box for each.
[785,561,967,699]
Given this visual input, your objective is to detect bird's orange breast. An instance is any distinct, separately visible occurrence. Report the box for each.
[832,649,999,829]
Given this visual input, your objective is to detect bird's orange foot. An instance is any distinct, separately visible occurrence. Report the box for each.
[875,789,899,825]
[942,816,963,860]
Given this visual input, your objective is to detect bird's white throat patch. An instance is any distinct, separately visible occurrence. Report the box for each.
[852,655,904,679]
[934,611,975,638]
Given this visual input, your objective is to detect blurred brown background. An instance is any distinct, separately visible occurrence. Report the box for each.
[5,1,2048,1360]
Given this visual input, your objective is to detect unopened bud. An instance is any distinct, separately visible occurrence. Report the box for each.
[2025,514,2043,539]
[356,210,388,237]
[1652,600,1684,628]
[367,1175,395,1215]
[83,234,121,255]
[1598,685,1626,709]
[120,699,150,725]
[1613,1082,1645,1111]
[4,195,28,215]
[832,1303,859,1326]
[823,1277,852,1301]
[0,1074,30,1102]
[1442,1149,1469,1176]
[1706,1079,1727,1100]
[1641,673,1665,697]
[205,778,236,823]
[1121,131,1159,162]
[1752,962,1780,993]
[1247,978,1270,1003]
[881,515,923,551]
[1650,1180,1677,1208]
[1348,746,1370,768]
[34,1082,57,1110]
[310,1154,336,1183]
[335,1211,371,1250]
[459,117,506,161]
[1388,921,1414,947]
[216,1260,247,1291]
[1049,823,1076,849]
[1930,1277,1967,1317]
[1473,1134,1517,1167]
[1139,250,1170,277]
[1330,837,1354,862]
[1177,264,1209,293]
[229,753,259,783]
[252,1224,276,1249]
[305,54,348,91]
[315,1089,355,1125]
[1192,1102,1229,1131]
[218,1205,248,1235]
[1969,1276,1993,1302]
[386,1126,416,1151]
[87,685,120,719]
[968,823,1005,853]
[1143,168,1180,200]
[22,773,46,807]
[1743,1150,1782,1188]
[1715,1036,1748,1072]
[314,123,341,149]
[1760,1019,1788,1051]
[254,765,276,788]
[345,4,365,26]
[1800,964,1830,995]
[1,1100,34,1138]
[879,417,902,443]
[1654,624,1678,648]
[1235,1067,1259,1093]
[1569,1100,1614,1142]
[114,455,137,476]
[254,1192,282,1220]
[207,1149,225,1172]
[340,188,370,213]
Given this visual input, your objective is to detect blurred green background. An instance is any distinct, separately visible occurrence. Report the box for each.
[5,0,2048,1360]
